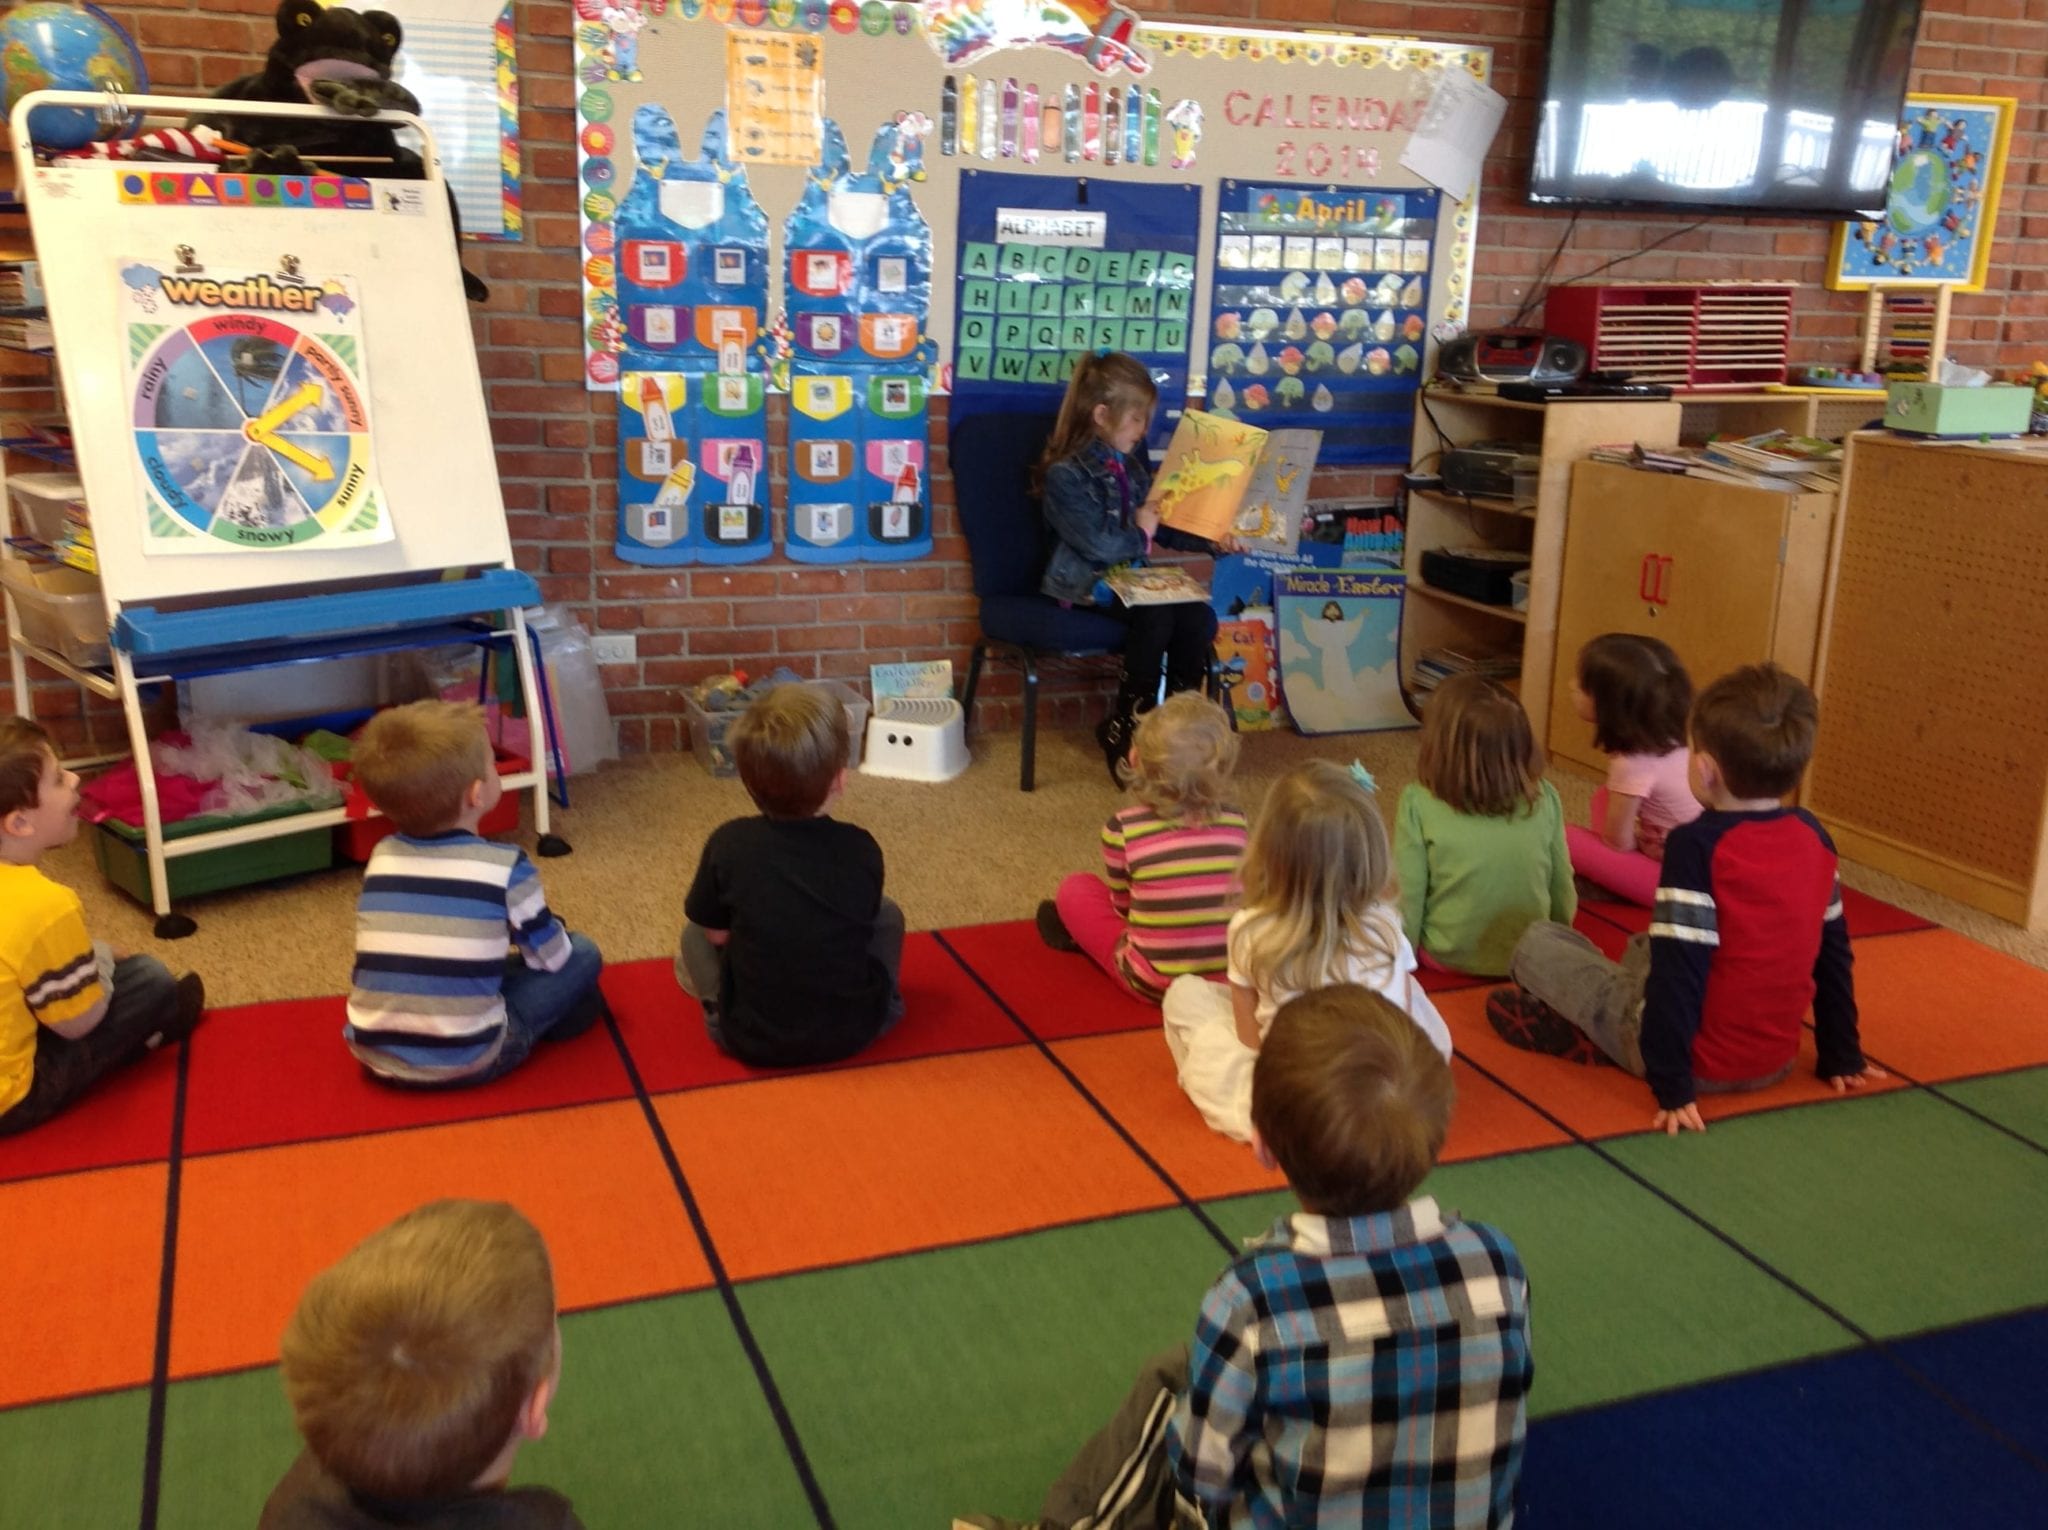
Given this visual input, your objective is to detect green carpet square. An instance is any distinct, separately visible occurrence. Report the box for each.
[739,1209,1231,1530]
[517,1290,814,1527]
[1938,1067,2048,1149]
[1207,1144,1853,1416]
[157,1367,298,1530]
[1607,1091,2048,1338]
[0,1387,147,1530]
[154,1291,813,1530]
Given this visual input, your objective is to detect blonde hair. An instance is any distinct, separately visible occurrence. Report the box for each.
[1031,351,1158,493]
[729,682,849,819]
[280,1200,558,1502]
[352,701,494,837]
[1234,760,1400,998]
[1252,985,1454,1216]
[1126,693,1239,823]
[1416,674,1543,819]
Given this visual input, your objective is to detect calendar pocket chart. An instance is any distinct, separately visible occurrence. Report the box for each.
[616,371,771,566]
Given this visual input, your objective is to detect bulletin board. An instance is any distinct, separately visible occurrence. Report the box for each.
[572,6,1489,395]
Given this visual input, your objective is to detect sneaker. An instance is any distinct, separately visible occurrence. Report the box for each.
[1036,899,1081,953]
[1485,986,1611,1067]
[148,973,207,1050]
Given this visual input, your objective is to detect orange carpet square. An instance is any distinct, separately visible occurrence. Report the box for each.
[937,922,1159,1039]
[655,1049,1173,1282]
[613,936,1023,1095]
[0,1043,178,1185]
[1846,929,2048,1083]
[0,1163,166,1407]
[1437,988,1910,1139]
[1052,1030,1569,1201]
[170,1101,711,1380]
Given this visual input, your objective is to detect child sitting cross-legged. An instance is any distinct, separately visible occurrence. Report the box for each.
[678,681,904,1066]
[0,717,205,1136]
[1394,672,1576,976]
[347,701,606,1088]
[1037,692,1249,1002]
[1492,663,1887,1134]
[1160,758,1448,1144]
[261,1199,584,1529]
[1565,633,1702,906]
[954,984,1533,1530]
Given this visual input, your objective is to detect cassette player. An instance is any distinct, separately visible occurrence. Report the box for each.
[1442,443,1541,500]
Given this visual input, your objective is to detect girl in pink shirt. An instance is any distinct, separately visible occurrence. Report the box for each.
[1567,633,1702,905]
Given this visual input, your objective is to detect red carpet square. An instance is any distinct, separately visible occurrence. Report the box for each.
[1438,987,1909,1139]
[1053,1029,1569,1201]
[656,1049,1174,1281]
[937,921,1159,1039]
[614,936,1023,1095]
[180,993,633,1159]
[173,1101,712,1380]
[0,1041,179,1185]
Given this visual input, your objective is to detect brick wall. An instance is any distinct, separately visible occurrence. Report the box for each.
[19,0,2047,756]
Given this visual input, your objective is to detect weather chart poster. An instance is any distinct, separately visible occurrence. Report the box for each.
[119,261,389,554]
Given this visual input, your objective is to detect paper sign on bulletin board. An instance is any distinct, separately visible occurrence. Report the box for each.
[725,30,825,168]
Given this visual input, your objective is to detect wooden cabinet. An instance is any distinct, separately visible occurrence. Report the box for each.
[1403,390,1681,742]
[1547,461,1835,775]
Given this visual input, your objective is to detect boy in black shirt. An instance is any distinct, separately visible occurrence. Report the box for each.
[678,682,903,1066]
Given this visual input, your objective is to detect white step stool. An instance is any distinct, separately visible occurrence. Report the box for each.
[859,696,969,782]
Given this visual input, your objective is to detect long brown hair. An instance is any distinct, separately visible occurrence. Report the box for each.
[1030,351,1157,494]
[1416,673,1543,818]
[1577,633,1692,756]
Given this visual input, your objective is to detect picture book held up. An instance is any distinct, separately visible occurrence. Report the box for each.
[1141,408,1268,544]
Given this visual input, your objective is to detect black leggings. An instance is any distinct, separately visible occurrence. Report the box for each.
[1113,600,1218,703]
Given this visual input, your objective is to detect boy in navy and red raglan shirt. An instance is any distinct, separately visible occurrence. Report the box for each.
[1493,664,1887,1134]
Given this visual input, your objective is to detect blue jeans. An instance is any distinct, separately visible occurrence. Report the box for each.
[467,933,605,1085]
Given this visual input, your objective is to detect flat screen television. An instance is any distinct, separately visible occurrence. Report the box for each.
[1530,0,1924,216]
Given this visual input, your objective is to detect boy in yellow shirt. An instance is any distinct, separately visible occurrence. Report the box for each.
[0,717,204,1135]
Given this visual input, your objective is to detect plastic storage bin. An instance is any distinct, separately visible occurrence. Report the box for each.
[684,679,870,776]
[1,559,108,666]
[5,472,83,544]
[1510,569,1531,612]
[91,802,335,906]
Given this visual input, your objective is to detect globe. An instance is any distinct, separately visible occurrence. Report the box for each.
[1887,148,1952,236]
[0,2,147,151]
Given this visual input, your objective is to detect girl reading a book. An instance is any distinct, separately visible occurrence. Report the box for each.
[1035,352,1231,783]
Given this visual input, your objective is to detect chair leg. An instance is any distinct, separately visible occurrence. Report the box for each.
[1208,646,1239,731]
[1020,654,1040,792]
[961,642,986,738]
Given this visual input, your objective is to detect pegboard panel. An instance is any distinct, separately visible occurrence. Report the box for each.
[1807,436,2048,886]
[1811,396,1887,440]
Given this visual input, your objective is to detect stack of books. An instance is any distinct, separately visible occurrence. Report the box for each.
[0,315,52,352]
[52,505,94,574]
[1589,432,1842,494]
[1410,644,1520,700]
[0,262,44,313]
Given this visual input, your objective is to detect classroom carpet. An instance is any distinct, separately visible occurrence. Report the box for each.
[5,889,2048,1530]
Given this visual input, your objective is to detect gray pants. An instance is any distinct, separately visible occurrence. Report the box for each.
[0,954,179,1136]
[1510,922,1794,1093]
[1036,1345,1201,1530]
[675,896,908,1042]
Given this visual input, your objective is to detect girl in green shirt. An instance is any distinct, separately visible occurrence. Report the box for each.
[1394,675,1575,977]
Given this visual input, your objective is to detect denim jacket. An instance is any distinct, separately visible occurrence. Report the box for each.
[1039,439,1216,604]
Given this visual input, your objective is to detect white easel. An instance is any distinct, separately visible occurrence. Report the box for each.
[5,91,563,936]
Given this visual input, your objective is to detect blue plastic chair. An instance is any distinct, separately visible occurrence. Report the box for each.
[953,411,1128,791]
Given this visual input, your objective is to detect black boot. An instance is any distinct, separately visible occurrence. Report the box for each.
[1094,710,1136,787]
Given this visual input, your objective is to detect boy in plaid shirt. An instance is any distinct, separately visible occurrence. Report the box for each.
[957,984,1532,1530]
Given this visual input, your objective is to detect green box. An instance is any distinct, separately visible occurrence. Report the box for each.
[1884,382,2033,438]
[92,804,335,906]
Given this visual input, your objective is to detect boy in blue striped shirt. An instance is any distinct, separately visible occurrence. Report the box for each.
[346,701,604,1087]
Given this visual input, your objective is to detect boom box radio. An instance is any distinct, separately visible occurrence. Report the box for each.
[1436,328,1587,386]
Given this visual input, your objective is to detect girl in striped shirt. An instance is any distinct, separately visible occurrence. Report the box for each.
[1038,694,1249,1003]
[1163,759,1451,1143]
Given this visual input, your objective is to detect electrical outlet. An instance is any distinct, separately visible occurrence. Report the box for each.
[593,634,637,666]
